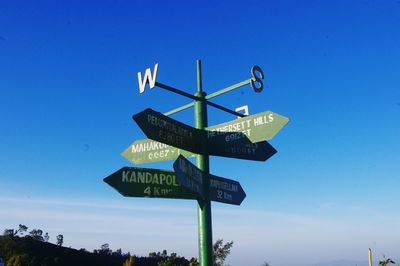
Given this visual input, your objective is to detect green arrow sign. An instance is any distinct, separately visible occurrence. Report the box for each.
[207,110,289,143]
[103,167,195,199]
[104,166,245,205]
[124,110,288,164]
[133,108,207,155]
[121,139,192,164]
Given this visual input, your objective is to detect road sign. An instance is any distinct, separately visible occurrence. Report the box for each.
[173,155,205,200]
[133,108,207,155]
[207,110,289,143]
[209,174,246,205]
[173,155,246,205]
[208,134,277,161]
[103,167,195,199]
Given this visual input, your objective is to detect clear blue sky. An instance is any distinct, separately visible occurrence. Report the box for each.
[1,1,399,265]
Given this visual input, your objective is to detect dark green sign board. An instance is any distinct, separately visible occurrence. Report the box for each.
[103,167,195,199]
[173,155,205,200]
[209,174,246,205]
[207,133,277,161]
[133,108,207,155]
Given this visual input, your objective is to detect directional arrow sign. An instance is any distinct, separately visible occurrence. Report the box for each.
[173,155,205,200]
[173,155,246,205]
[125,110,287,164]
[209,174,246,205]
[132,108,207,155]
[121,139,192,164]
[207,132,277,161]
[103,167,195,199]
[207,110,289,143]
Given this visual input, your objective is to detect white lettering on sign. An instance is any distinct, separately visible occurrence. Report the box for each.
[210,179,238,192]
[224,192,232,201]
[224,132,249,142]
[253,114,274,126]
[207,119,252,139]
[131,141,168,153]
[147,114,193,139]
[143,186,174,196]
[138,63,159,94]
[208,112,275,140]
[148,149,170,160]
[223,142,258,155]
[122,170,179,186]
[161,188,173,195]
[178,159,203,185]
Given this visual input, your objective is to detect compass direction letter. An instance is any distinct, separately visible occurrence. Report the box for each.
[138,63,159,93]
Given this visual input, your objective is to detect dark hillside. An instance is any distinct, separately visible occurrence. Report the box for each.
[0,235,125,265]
[0,235,190,266]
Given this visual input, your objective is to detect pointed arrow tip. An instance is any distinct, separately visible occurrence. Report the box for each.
[103,176,111,184]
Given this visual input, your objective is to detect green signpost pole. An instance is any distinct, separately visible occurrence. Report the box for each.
[109,59,287,265]
[195,60,213,266]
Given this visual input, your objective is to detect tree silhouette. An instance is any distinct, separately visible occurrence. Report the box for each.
[29,229,44,241]
[213,239,233,266]
[3,229,14,236]
[379,254,395,266]
[16,224,28,236]
[3,224,28,237]
[56,234,63,246]
[43,232,50,242]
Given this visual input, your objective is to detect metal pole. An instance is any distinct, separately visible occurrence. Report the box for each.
[368,248,372,266]
[194,60,213,266]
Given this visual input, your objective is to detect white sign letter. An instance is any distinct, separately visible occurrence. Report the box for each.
[137,63,159,94]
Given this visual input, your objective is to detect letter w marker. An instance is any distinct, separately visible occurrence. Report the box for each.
[137,63,159,93]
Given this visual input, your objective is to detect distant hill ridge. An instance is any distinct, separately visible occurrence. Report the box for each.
[0,235,189,266]
[0,235,125,266]
[310,259,376,266]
